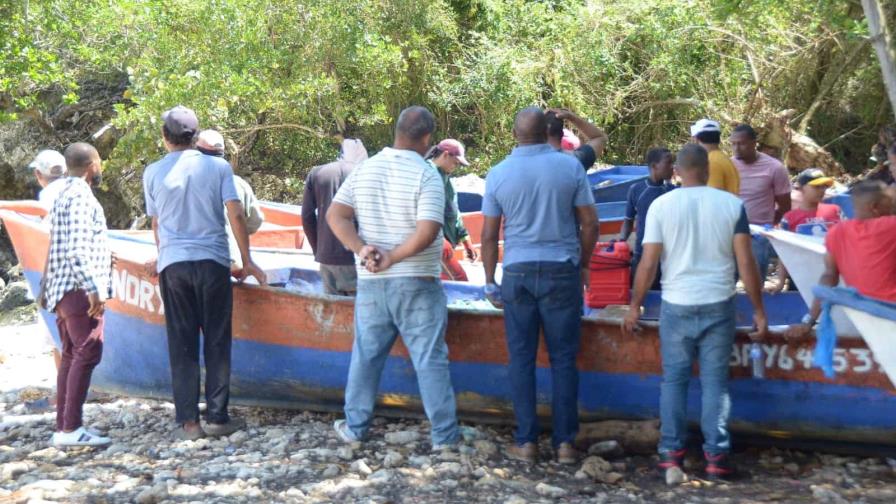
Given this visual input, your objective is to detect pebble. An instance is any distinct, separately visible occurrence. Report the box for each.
[134,483,168,504]
[384,430,420,444]
[409,455,432,468]
[350,458,373,476]
[1,461,33,481]
[322,464,340,478]
[535,482,567,498]
[473,439,498,457]
[588,439,624,458]
[368,469,394,484]
[336,445,354,461]
[383,451,404,468]
[811,485,848,504]
[665,466,688,486]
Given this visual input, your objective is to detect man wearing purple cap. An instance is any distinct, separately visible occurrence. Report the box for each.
[143,106,266,440]
[425,138,477,280]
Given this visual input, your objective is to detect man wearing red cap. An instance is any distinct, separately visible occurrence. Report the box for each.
[425,138,476,281]
[545,108,608,170]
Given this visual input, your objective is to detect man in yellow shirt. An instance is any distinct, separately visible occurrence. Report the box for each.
[691,119,740,195]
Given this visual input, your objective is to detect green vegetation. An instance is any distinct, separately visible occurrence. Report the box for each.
[1,0,892,194]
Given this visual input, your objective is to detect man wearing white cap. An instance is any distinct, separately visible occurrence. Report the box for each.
[29,149,68,211]
[690,119,740,195]
[195,129,265,275]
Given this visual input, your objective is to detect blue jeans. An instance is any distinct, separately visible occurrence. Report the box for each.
[751,234,773,278]
[502,261,582,447]
[658,297,735,456]
[344,277,459,446]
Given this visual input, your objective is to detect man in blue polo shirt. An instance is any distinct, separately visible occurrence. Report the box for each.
[481,107,599,465]
[143,106,266,441]
[621,147,675,289]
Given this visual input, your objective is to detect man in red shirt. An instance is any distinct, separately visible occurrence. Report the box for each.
[788,181,896,337]
[769,169,842,292]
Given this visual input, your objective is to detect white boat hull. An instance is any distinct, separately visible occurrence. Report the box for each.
[841,307,896,387]
[761,228,859,336]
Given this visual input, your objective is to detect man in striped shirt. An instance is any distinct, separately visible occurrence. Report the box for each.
[326,106,459,449]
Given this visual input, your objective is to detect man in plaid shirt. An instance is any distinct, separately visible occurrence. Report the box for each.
[39,142,112,447]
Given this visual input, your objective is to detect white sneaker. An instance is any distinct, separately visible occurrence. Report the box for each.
[52,427,111,447]
[333,419,360,443]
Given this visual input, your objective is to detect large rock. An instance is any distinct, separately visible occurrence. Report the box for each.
[534,482,567,498]
[577,419,660,454]
[581,455,625,484]
[1,461,34,481]
[0,281,33,311]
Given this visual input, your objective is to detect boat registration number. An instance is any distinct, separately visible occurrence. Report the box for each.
[729,343,881,374]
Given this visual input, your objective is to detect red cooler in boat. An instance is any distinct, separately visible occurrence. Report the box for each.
[586,241,631,308]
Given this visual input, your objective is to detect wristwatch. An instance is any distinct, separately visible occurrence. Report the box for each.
[801,313,817,326]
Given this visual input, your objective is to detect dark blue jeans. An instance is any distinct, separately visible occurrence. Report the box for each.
[502,261,582,447]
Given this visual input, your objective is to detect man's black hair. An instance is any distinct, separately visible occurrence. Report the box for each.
[732,124,758,140]
[63,142,98,176]
[545,111,564,140]
[163,124,196,147]
[675,144,709,171]
[424,145,443,161]
[851,180,887,204]
[695,130,722,145]
[395,106,436,142]
[197,146,225,157]
[645,147,671,166]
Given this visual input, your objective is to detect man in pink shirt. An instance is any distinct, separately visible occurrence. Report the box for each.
[730,124,791,278]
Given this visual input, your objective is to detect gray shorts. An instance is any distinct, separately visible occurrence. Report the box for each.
[320,264,358,296]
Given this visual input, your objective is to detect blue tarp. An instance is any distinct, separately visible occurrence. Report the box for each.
[813,285,896,322]
[812,286,896,378]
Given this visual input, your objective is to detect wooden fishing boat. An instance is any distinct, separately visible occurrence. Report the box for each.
[813,286,896,389]
[4,205,896,445]
[588,165,648,203]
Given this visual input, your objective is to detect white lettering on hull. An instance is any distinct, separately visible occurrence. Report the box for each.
[730,343,882,375]
[111,267,164,315]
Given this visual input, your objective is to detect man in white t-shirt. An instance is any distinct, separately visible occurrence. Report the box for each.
[622,144,768,480]
[326,106,459,449]
[29,150,68,212]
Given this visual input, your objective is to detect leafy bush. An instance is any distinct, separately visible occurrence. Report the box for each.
[1,0,892,207]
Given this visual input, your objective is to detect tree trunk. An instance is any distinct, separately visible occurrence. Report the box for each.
[863,0,896,122]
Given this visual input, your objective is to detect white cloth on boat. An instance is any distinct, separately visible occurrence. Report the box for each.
[642,186,749,305]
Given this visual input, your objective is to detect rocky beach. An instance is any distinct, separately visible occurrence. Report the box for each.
[1,279,896,503]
